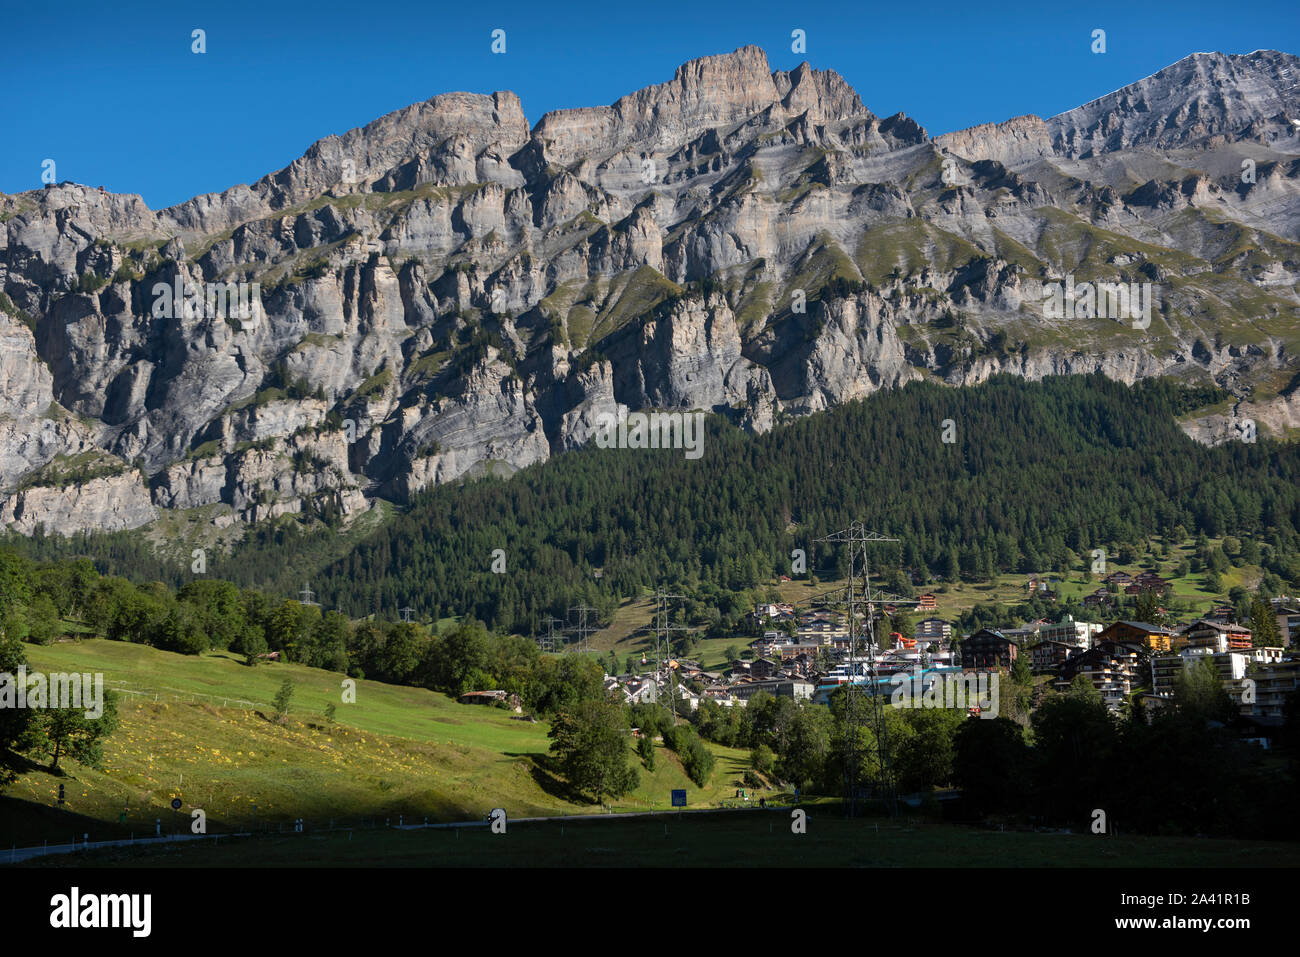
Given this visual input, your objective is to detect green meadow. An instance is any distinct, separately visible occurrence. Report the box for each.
[3,639,755,847]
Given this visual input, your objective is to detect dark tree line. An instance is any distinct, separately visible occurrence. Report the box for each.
[0,548,607,720]
[954,667,1300,839]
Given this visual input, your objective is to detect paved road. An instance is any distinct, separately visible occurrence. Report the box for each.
[4,831,251,865]
[407,803,796,829]
[5,804,803,863]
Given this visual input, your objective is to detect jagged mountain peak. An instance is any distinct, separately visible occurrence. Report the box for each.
[934,114,1052,166]
[530,45,873,168]
[773,60,870,124]
[1047,49,1300,156]
[164,90,531,236]
[532,46,778,165]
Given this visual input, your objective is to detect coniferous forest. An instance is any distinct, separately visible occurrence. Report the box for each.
[310,374,1300,630]
[7,374,1299,634]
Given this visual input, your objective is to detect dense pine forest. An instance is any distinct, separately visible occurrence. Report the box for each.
[311,375,1300,631]
[5,375,1300,634]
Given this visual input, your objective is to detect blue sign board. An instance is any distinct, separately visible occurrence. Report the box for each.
[670,789,687,808]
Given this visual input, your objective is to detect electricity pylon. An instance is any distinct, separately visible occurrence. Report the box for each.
[565,604,598,655]
[812,523,912,817]
[653,588,689,722]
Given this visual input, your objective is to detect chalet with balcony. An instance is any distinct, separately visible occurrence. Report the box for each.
[1179,619,1252,653]
[960,629,1018,670]
[1029,639,1075,674]
[1056,641,1145,710]
[1095,620,1174,653]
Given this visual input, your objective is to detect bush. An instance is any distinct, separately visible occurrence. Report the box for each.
[682,737,715,787]
[750,743,775,777]
[293,259,330,282]
[637,733,656,770]
[240,627,268,666]
[664,724,715,787]
[23,594,60,645]
[74,272,107,295]
[112,263,143,284]
[153,607,208,655]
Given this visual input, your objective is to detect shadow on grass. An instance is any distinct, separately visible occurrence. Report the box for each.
[506,752,591,806]
[1,750,56,778]
[0,794,141,847]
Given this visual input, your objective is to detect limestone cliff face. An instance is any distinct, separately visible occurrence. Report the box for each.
[0,471,157,535]
[1,46,1298,535]
[603,292,768,413]
[934,115,1053,167]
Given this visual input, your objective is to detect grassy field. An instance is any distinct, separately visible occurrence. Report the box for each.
[584,594,656,658]
[18,811,1300,868]
[584,602,766,672]
[3,640,757,847]
[777,538,1253,620]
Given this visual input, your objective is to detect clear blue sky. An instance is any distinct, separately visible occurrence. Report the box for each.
[2,0,1296,209]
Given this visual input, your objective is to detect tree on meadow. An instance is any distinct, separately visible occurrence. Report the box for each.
[32,692,120,771]
[272,677,295,724]
[547,699,639,804]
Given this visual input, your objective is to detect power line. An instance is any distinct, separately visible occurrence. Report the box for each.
[565,604,598,655]
[535,615,562,654]
[653,588,689,722]
[812,523,912,818]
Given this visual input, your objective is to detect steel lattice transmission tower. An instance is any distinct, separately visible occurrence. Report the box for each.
[536,616,562,654]
[565,604,598,655]
[653,589,689,722]
[813,523,912,818]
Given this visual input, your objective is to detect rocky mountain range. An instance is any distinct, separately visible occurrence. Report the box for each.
[2,46,1298,537]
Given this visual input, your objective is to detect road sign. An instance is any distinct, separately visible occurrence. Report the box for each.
[170,798,182,810]
[670,789,686,808]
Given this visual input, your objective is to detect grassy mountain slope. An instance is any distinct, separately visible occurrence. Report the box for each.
[2,639,750,846]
